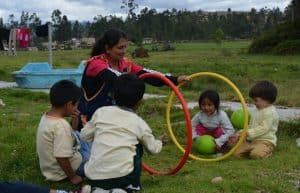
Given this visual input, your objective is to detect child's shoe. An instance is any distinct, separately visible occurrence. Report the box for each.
[70,185,92,193]
[92,187,109,193]
[91,187,127,193]
[109,188,127,193]
[212,152,223,158]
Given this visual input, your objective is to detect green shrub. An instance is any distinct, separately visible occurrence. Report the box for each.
[272,39,300,55]
[248,21,300,54]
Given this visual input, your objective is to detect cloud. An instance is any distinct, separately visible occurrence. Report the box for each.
[0,0,119,22]
[137,0,290,11]
[0,0,291,23]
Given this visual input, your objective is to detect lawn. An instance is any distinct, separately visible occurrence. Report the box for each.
[0,41,299,192]
[1,40,299,106]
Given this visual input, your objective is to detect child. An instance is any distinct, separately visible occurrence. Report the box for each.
[0,181,91,193]
[231,80,279,159]
[192,89,234,151]
[36,80,90,185]
[80,73,163,193]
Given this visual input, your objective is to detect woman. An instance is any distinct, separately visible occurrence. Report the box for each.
[77,28,188,130]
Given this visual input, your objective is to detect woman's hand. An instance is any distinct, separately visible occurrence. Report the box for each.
[177,75,190,84]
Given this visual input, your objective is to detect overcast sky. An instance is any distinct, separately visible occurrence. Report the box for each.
[0,0,291,23]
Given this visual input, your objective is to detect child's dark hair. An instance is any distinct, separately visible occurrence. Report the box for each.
[198,89,220,111]
[249,80,277,103]
[113,73,145,109]
[50,80,81,107]
[91,28,127,57]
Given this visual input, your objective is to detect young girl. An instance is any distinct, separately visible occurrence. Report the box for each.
[192,89,234,151]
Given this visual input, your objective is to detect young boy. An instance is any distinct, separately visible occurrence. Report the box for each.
[36,80,89,185]
[80,73,163,193]
[230,80,279,159]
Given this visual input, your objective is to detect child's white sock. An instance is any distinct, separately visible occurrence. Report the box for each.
[56,190,68,193]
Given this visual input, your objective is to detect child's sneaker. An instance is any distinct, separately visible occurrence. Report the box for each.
[109,188,127,193]
[92,187,109,193]
[91,187,127,193]
[71,185,92,193]
[212,152,223,158]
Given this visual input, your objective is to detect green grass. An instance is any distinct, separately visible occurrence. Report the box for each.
[137,41,300,107]
[0,41,300,192]
[0,89,299,192]
[1,41,300,106]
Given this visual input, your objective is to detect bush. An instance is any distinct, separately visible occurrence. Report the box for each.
[131,46,149,58]
[150,42,176,52]
[248,21,300,54]
[272,39,300,55]
[161,42,175,51]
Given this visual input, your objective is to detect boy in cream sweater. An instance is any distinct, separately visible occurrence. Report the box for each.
[230,80,279,159]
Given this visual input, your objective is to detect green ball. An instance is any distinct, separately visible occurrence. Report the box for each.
[194,135,216,155]
[230,109,250,130]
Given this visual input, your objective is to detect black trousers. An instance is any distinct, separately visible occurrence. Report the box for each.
[89,143,144,192]
[0,181,50,193]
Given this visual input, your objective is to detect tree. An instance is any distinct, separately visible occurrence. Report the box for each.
[264,8,284,30]
[28,13,41,30]
[51,9,62,26]
[120,0,138,18]
[284,0,300,22]
[72,20,82,39]
[51,10,72,43]
[213,28,224,45]
[292,0,300,21]
[84,21,92,37]
[20,11,30,27]
[60,15,72,41]
[90,15,110,37]
[8,14,18,28]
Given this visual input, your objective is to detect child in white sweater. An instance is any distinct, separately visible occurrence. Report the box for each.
[80,74,163,193]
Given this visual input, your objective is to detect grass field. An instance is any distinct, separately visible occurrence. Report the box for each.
[0,41,300,192]
[1,40,299,106]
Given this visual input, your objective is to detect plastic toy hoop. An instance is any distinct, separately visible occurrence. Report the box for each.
[166,72,248,162]
[139,73,192,175]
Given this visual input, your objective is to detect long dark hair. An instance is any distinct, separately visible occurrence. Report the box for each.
[198,89,220,111]
[90,29,127,57]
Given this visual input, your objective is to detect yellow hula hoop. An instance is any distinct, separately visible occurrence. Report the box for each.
[166,72,249,161]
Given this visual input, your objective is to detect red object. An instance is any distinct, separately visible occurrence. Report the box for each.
[86,54,143,77]
[195,124,224,138]
[139,73,192,175]
[17,28,30,48]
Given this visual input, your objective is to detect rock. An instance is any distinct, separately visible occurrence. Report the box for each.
[0,99,5,107]
[211,176,223,183]
[296,138,300,148]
